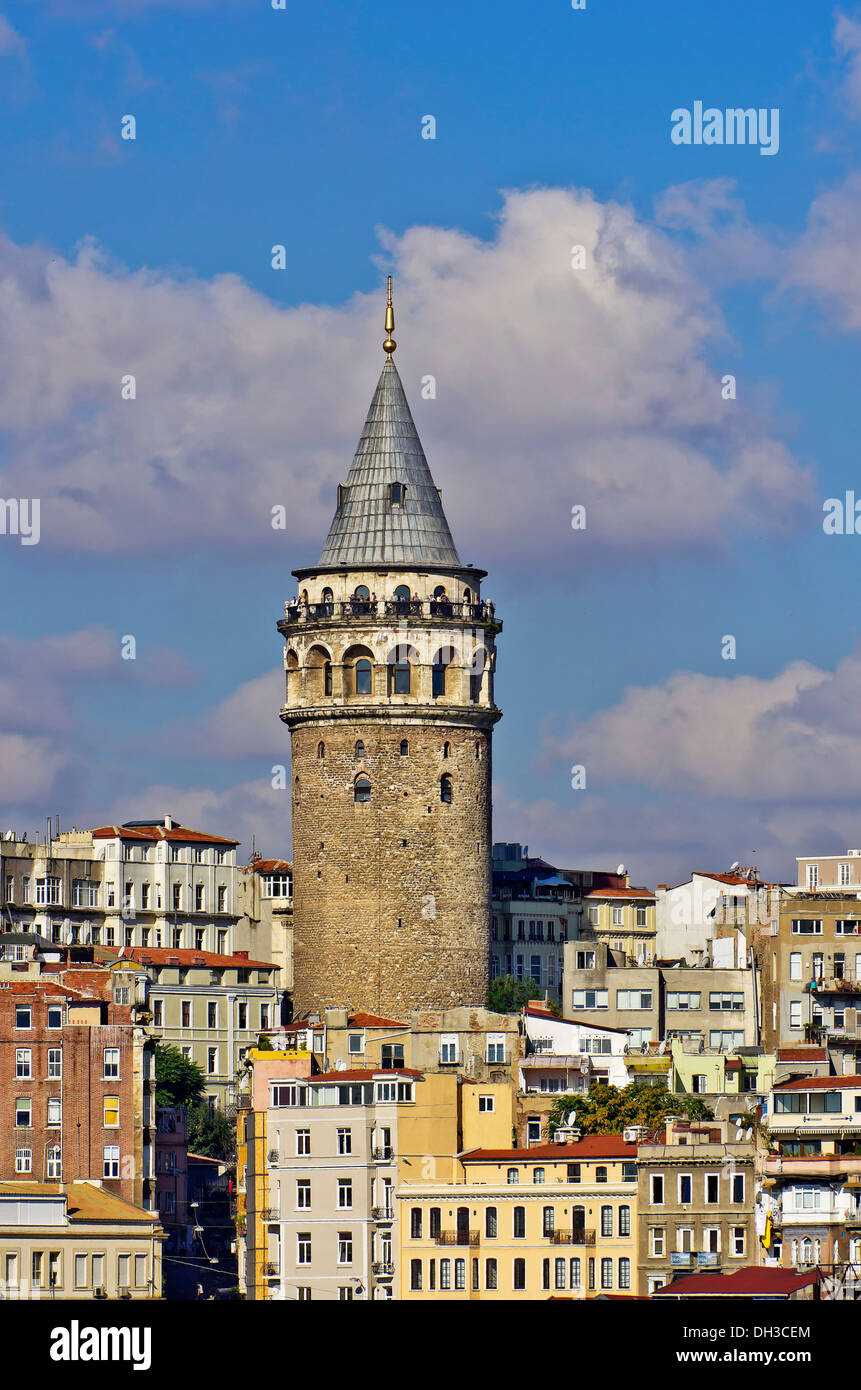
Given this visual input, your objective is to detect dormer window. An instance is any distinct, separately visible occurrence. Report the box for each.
[389,482,406,506]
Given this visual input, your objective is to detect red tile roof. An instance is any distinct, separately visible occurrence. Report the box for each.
[653,1266,820,1298]
[348,1012,407,1029]
[692,872,756,886]
[773,1074,861,1090]
[777,1047,827,1062]
[462,1136,637,1161]
[583,887,655,900]
[91,825,238,846]
[309,1068,421,1083]
[250,859,292,873]
[108,947,276,970]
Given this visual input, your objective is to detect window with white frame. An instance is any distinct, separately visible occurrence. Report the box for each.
[576,949,595,969]
[47,1098,61,1126]
[440,1034,458,1064]
[486,1034,505,1063]
[15,1147,31,1173]
[15,1098,31,1127]
[617,990,652,1010]
[103,1048,120,1079]
[338,1232,352,1264]
[15,1049,31,1079]
[337,1179,353,1209]
[732,1226,746,1256]
[840,862,852,886]
[789,952,802,982]
[571,989,608,1010]
[104,1145,120,1178]
[805,865,819,889]
[788,1002,802,1029]
[297,1233,311,1265]
[478,1095,495,1112]
[791,918,822,934]
[710,1030,745,1049]
[47,1145,61,1178]
[667,992,701,1011]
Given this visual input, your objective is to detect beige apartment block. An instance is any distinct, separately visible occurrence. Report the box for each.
[636,1117,756,1297]
[0,819,293,995]
[563,941,760,1050]
[0,1181,164,1299]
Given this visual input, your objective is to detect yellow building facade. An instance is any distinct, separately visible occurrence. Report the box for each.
[398,1136,639,1300]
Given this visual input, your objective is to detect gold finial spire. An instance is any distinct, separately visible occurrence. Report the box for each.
[383,274,397,359]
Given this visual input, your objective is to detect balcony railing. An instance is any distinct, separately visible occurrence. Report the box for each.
[264,1262,280,1276]
[371,1207,394,1221]
[260,1208,279,1221]
[372,1146,393,1162]
[281,599,498,627]
[372,1261,395,1276]
[549,1228,595,1246]
[435,1231,480,1246]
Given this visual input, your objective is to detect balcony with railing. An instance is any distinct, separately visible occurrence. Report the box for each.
[435,1230,480,1246]
[280,598,498,630]
[372,1261,395,1276]
[372,1146,393,1162]
[264,1261,280,1276]
[371,1207,394,1222]
[548,1228,595,1245]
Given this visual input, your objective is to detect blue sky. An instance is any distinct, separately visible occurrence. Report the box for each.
[2,0,861,885]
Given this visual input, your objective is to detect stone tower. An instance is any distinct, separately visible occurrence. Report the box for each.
[278,280,502,1017]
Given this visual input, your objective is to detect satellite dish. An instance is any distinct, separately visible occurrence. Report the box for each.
[730,861,740,871]
[617,864,626,876]
[334,1058,346,1071]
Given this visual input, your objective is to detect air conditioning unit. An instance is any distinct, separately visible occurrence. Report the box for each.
[622,1126,646,1143]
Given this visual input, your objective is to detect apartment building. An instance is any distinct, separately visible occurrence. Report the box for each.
[636,1116,756,1296]
[581,883,656,967]
[489,845,656,1001]
[279,1005,522,1087]
[490,844,584,1001]
[237,1045,513,1300]
[563,942,759,1050]
[155,1106,189,1255]
[399,1135,639,1300]
[0,961,155,1210]
[119,946,280,1109]
[669,1039,776,1103]
[655,870,762,966]
[749,886,861,1054]
[0,819,293,994]
[759,1074,861,1291]
[0,1182,163,1300]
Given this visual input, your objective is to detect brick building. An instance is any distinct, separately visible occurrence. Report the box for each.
[279,281,502,1016]
[0,961,155,1210]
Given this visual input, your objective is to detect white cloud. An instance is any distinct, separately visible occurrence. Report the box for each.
[784,174,861,331]
[0,15,26,58]
[98,776,291,861]
[0,187,813,574]
[542,648,861,803]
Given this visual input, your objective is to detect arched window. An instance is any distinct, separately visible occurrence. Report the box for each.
[394,583,410,601]
[400,739,409,757]
[443,742,450,759]
[356,659,372,695]
[354,740,365,759]
[475,741,481,759]
[533,1168,545,1185]
[317,741,325,759]
[618,1205,631,1237]
[595,1166,608,1184]
[506,1168,519,1185]
[601,1206,613,1237]
[440,774,453,804]
[393,660,410,695]
[323,661,333,696]
[354,776,371,803]
[433,585,446,598]
[321,587,334,614]
[354,585,370,601]
[801,1237,813,1265]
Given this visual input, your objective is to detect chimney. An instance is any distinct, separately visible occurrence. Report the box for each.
[164,815,174,831]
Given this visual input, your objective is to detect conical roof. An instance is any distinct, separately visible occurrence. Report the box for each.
[318,360,462,568]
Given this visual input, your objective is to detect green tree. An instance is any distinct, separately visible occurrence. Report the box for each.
[187,1102,235,1162]
[547,1081,713,1139]
[154,1043,205,1109]
[486,974,541,1013]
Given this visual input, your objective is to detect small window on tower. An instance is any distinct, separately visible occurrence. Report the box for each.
[400,740,409,756]
[337,485,348,507]
[354,776,372,803]
[440,775,453,804]
[324,662,333,696]
[317,741,325,759]
[389,482,406,506]
[355,659,372,695]
[443,742,450,759]
[355,740,365,759]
